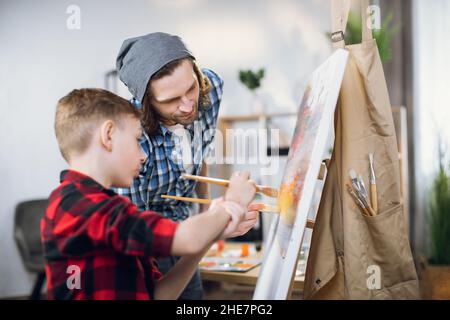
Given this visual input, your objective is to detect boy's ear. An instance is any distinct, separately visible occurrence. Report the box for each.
[100,120,115,152]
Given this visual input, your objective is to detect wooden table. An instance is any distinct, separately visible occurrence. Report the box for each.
[199,242,304,291]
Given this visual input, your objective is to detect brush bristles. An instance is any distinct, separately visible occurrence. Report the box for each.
[261,187,278,197]
[349,169,357,180]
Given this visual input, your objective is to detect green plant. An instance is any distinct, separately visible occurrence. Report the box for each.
[428,144,450,265]
[238,68,265,91]
[344,11,399,63]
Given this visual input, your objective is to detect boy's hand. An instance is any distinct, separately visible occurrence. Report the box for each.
[225,203,263,238]
[210,200,261,239]
[225,171,257,207]
[210,197,245,239]
[224,208,258,238]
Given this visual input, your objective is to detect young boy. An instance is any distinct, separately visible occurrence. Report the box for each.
[41,88,258,300]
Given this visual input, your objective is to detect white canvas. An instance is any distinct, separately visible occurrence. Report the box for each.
[253,49,349,300]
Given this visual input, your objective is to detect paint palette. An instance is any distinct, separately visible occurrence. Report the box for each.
[199,257,261,272]
[205,242,257,258]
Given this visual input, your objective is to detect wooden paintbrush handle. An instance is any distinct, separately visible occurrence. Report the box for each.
[161,195,316,229]
[257,204,279,213]
[161,195,277,212]
[161,195,211,204]
[366,205,376,217]
[182,174,229,187]
[370,184,378,215]
[181,174,278,198]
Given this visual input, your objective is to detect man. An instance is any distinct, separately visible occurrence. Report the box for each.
[115,32,258,299]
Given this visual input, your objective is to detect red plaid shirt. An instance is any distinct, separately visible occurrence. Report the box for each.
[41,170,178,300]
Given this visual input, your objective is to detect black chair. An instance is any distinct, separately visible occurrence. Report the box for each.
[13,199,48,300]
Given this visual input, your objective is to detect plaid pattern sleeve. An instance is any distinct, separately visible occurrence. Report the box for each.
[114,68,224,221]
[41,170,178,300]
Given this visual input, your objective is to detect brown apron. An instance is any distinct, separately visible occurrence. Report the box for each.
[303,0,419,299]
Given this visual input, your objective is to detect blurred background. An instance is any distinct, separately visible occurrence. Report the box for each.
[0,0,449,299]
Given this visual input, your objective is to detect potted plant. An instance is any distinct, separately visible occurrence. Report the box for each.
[326,10,398,64]
[421,143,450,299]
[344,11,398,63]
[238,68,266,114]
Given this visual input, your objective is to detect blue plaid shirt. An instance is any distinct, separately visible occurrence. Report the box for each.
[114,69,223,221]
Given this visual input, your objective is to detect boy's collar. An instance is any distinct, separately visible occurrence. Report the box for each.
[60,169,108,192]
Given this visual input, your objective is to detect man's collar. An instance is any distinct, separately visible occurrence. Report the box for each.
[155,114,199,142]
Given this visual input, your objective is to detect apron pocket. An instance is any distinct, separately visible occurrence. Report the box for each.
[358,203,417,290]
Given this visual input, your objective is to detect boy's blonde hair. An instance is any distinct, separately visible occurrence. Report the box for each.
[55,88,141,162]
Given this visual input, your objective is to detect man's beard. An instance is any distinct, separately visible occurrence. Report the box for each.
[168,103,199,126]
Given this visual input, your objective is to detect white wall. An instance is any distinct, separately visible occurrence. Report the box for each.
[0,0,331,297]
[412,0,450,255]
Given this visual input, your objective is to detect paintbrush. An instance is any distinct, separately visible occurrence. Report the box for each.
[358,174,369,202]
[349,169,362,193]
[181,173,278,198]
[348,170,376,216]
[350,170,369,204]
[161,194,279,213]
[368,153,378,215]
[346,183,371,216]
[160,194,316,229]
